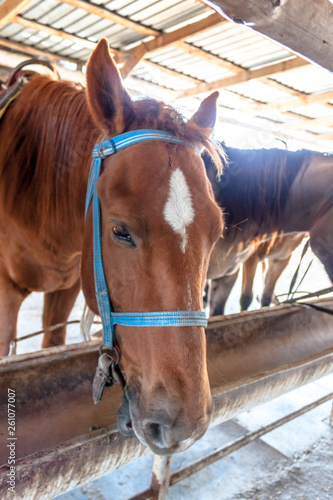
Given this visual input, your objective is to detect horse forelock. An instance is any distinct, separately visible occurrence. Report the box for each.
[128,98,225,175]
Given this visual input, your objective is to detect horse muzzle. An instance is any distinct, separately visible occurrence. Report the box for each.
[117,390,213,455]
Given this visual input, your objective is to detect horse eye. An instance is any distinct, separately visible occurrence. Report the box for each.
[112,224,134,245]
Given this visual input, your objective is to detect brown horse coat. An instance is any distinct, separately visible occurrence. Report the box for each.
[0,39,224,455]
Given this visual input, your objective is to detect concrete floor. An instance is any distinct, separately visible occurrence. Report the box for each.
[15,243,333,499]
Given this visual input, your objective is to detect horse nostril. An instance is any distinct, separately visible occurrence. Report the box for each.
[146,422,162,440]
[144,421,169,448]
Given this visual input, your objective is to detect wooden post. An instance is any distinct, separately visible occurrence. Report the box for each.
[150,455,172,500]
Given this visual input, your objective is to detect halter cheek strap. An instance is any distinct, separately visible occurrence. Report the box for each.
[85,129,207,350]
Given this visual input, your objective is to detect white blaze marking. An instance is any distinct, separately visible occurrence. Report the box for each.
[163,168,195,253]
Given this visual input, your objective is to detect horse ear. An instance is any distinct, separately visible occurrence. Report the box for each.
[189,91,219,137]
[86,38,133,135]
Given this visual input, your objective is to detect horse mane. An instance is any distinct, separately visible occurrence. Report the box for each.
[204,145,312,236]
[0,75,98,233]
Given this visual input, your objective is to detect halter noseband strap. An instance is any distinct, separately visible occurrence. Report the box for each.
[85,129,207,350]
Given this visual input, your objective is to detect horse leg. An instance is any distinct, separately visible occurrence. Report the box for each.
[42,279,81,348]
[309,211,333,282]
[240,253,259,311]
[261,257,290,307]
[209,271,239,316]
[0,264,30,356]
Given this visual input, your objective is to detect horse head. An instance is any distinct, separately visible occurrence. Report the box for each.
[81,39,224,455]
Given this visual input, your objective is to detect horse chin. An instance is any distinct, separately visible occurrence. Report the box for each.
[117,393,135,437]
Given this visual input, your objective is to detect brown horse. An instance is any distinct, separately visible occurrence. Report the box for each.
[208,232,306,316]
[204,145,333,314]
[0,39,224,455]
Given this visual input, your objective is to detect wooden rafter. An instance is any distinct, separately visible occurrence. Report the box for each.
[9,9,237,79]
[13,15,97,51]
[0,0,31,27]
[259,77,303,97]
[0,0,330,147]
[176,57,308,98]
[59,0,158,36]
[115,12,240,78]
[58,5,242,77]
[252,91,333,114]
[0,37,84,65]
[117,13,239,75]
[11,15,120,57]
[172,41,243,74]
[143,60,203,85]
[60,0,231,67]
[128,75,177,97]
[214,107,323,145]
[317,132,333,141]
[0,47,85,83]
[141,13,243,74]
[2,4,248,86]
[143,13,225,53]
[284,115,333,130]
[120,43,147,79]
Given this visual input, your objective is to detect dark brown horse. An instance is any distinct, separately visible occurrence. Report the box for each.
[204,145,333,314]
[208,232,306,316]
[0,39,224,455]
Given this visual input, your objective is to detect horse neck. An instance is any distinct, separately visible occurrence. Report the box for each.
[213,146,307,240]
[0,76,100,245]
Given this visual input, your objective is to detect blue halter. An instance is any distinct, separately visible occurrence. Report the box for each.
[85,129,207,349]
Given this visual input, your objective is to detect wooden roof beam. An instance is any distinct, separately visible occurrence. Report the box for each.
[142,13,244,73]
[259,77,304,97]
[120,43,147,78]
[176,57,308,98]
[13,15,96,52]
[143,59,203,85]
[59,0,158,37]
[0,0,32,28]
[126,75,177,99]
[0,37,84,66]
[283,115,333,131]
[12,15,120,56]
[143,13,225,53]
[60,0,243,78]
[214,107,322,145]
[251,91,333,114]
[172,41,243,74]
[116,12,241,77]
[316,132,333,141]
[59,1,231,71]
[0,47,85,83]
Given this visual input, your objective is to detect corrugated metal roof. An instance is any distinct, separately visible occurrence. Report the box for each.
[272,66,333,95]
[188,22,292,70]
[0,0,332,150]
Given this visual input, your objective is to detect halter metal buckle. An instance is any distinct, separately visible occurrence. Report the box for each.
[92,346,121,404]
[97,139,116,159]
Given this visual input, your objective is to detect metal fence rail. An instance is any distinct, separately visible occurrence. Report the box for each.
[130,392,333,500]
